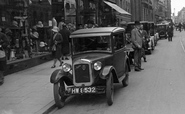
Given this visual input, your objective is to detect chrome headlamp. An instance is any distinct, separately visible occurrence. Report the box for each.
[93,61,102,71]
[62,63,72,72]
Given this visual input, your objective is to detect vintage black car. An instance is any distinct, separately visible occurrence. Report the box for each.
[157,23,168,39]
[50,27,131,108]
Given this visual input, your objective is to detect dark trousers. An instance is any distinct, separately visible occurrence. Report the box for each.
[0,58,6,83]
[168,36,172,41]
[134,48,142,69]
[0,71,4,82]
[141,48,146,59]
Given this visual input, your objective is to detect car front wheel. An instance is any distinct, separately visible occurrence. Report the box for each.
[53,79,66,108]
[106,72,114,106]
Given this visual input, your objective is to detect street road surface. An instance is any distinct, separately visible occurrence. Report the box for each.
[51,31,185,114]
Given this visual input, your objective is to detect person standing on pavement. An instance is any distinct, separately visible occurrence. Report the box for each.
[50,26,63,68]
[0,29,9,85]
[140,24,149,62]
[167,24,173,42]
[131,21,144,71]
[59,24,71,60]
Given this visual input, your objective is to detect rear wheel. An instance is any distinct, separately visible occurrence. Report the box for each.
[106,72,114,106]
[53,79,66,108]
[122,64,129,87]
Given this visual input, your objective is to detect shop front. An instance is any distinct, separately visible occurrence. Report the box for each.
[62,0,130,29]
[0,0,53,75]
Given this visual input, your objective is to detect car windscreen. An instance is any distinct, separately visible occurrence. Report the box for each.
[72,36,111,54]
[157,25,166,29]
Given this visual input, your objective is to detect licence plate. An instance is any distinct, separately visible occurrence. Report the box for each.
[67,87,96,94]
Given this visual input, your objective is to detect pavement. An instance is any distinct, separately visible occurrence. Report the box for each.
[0,58,71,114]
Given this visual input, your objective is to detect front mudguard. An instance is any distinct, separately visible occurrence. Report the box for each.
[50,69,72,84]
[100,66,119,83]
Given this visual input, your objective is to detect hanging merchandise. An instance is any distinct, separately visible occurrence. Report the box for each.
[9,49,16,61]
[15,39,19,48]
[52,17,57,27]
[23,40,26,48]
[0,50,5,58]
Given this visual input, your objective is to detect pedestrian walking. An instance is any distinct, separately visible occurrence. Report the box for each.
[140,24,149,62]
[178,22,182,32]
[50,26,63,68]
[0,29,9,85]
[167,24,173,42]
[59,24,70,60]
[131,21,144,71]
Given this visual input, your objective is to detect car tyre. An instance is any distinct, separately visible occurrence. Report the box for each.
[106,72,114,106]
[122,64,129,87]
[54,79,66,109]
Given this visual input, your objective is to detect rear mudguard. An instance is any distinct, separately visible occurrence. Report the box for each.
[100,66,119,83]
[50,69,72,84]
[126,57,131,72]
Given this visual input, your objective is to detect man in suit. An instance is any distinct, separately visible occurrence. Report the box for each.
[131,21,144,71]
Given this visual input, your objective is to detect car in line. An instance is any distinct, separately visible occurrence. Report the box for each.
[156,23,168,39]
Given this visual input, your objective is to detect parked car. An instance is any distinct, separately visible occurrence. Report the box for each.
[125,22,135,63]
[154,24,159,46]
[157,23,168,39]
[140,21,153,54]
[148,21,156,50]
[50,27,131,108]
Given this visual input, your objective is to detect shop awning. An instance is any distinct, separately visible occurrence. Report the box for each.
[104,1,131,15]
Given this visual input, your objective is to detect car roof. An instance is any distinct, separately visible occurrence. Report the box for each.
[140,21,149,23]
[148,21,154,23]
[70,27,125,38]
[127,22,134,24]
[157,23,168,26]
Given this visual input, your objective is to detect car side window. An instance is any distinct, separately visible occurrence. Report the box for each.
[113,33,125,50]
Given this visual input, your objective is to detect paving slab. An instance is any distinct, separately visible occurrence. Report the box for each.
[0,59,71,114]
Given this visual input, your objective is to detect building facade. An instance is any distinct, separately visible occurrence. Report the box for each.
[164,0,171,19]
[176,7,185,23]
[131,0,154,22]
[153,0,171,23]
[141,0,153,21]
[130,0,141,21]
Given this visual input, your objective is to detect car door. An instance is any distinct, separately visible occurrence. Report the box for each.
[112,32,126,78]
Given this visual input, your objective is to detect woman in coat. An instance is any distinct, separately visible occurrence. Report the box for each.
[59,24,70,60]
[50,26,63,68]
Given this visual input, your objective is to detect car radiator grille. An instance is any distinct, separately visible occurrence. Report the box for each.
[74,64,90,83]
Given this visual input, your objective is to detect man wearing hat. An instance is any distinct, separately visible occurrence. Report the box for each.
[131,21,144,71]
